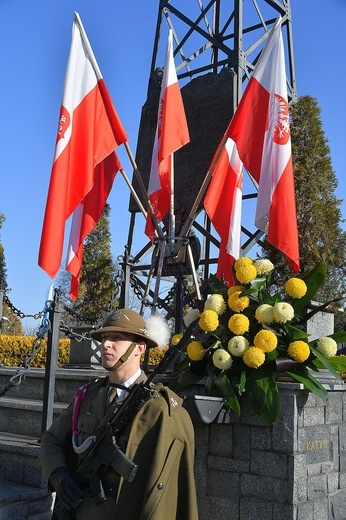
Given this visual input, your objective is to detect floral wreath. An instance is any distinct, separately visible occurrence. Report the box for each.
[169,258,346,424]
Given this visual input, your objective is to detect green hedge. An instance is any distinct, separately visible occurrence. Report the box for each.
[0,335,70,368]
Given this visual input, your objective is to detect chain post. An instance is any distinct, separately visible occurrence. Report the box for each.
[41,287,61,433]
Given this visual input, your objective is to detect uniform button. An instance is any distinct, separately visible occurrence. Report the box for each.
[157,483,164,490]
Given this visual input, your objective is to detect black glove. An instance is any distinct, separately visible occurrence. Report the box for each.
[49,466,85,510]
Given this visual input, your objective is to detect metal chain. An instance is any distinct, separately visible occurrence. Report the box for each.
[3,294,44,320]
[58,321,92,342]
[62,267,125,325]
[0,309,51,397]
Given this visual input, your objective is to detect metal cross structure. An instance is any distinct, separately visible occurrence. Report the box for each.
[119,0,297,330]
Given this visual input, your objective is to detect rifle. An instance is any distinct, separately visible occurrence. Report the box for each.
[54,319,198,519]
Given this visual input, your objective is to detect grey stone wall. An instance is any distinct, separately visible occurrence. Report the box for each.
[190,378,346,520]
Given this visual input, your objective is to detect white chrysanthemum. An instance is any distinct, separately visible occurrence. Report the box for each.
[204,294,226,315]
[183,308,201,327]
[254,259,274,276]
[228,336,250,357]
[145,314,171,349]
[212,349,233,370]
[255,304,274,324]
[316,337,338,359]
[273,302,295,323]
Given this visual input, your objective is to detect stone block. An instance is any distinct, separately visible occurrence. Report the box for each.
[250,450,287,478]
[311,497,329,520]
[233,425,250,460]
[305,427,330,465]
[272,502,296,520]
[207,469,239,500]
[329,489,346,519]
[289,453,307,504]
[303,406,325,427]
[241,474,287,502]
[297,500,314,520]
[272,392,297,451]
[339,473,346,489]
[325,392,343,424]
[208,455,249,473]
[307,474,327,500]
[327,472,339,494]
[197,496,237,520]
[250,426,271,450]
[210,423,233,457]
[240,497,273,520]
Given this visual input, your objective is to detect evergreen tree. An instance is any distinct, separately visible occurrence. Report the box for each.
[0,213,23,335]
[261,95,346,325]
[61,203,119,325]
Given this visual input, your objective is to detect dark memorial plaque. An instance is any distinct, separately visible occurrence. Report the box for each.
[129,68,235,230]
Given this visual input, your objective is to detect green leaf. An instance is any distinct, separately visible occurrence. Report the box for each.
[247,368,280,424]
[329,332,346,343]
[316,356,346,372]
[168,372,203,393]
[291,263,327,315]
[285,324,310,340]
[238,370,247,394]
[310,345,343,385]
[208,274,229,294]
[214,373,241,415]
[286,365,328,403]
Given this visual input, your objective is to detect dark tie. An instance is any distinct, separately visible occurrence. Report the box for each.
[107,386,118,406]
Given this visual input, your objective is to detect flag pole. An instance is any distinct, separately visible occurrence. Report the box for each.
[123,141,165,239]
[74,12,102,80]
[119,168,147,218]
[169,153,175,254]
[178,134,228,240]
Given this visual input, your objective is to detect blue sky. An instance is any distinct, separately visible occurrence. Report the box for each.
[1,0,345,332]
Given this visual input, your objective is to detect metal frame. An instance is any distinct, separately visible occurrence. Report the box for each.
[120,0,297,324]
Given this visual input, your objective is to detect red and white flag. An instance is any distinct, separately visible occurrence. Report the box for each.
[204,138,243,286]
[38,12,128,296]
[226,16,299,272]
[145,29,190,241]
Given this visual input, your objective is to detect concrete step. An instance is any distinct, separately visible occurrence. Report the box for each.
[0,432,45,488]
[0,477,53,520]
[0,396,67,438]
[0,366,106,402]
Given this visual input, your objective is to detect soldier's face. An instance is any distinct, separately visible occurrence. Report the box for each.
[100,332,136,371]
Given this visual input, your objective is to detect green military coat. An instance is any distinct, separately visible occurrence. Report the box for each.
[40,372,199,520]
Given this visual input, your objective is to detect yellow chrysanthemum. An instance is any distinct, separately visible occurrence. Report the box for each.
[285,278,307,299]
[255,304,274,324]
[273,302,295,323]
[316,337,338,359]
[287,341,310,363]
[228,336,250,357]
[228,314,250,335]
[243,347,265,368]
[236,264,257,284]
[212,349,233,370]
[187,341,206,361]
[204,293,226,315]
[171,333,183,346]
[228,291,250,312]
[254,329,278,353]
[234,257,254,269]
[199,309,219,332]
[254,259,274,276]
[227,285,244,297]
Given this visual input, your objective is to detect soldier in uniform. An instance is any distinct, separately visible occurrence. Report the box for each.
[40,309,198,520]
